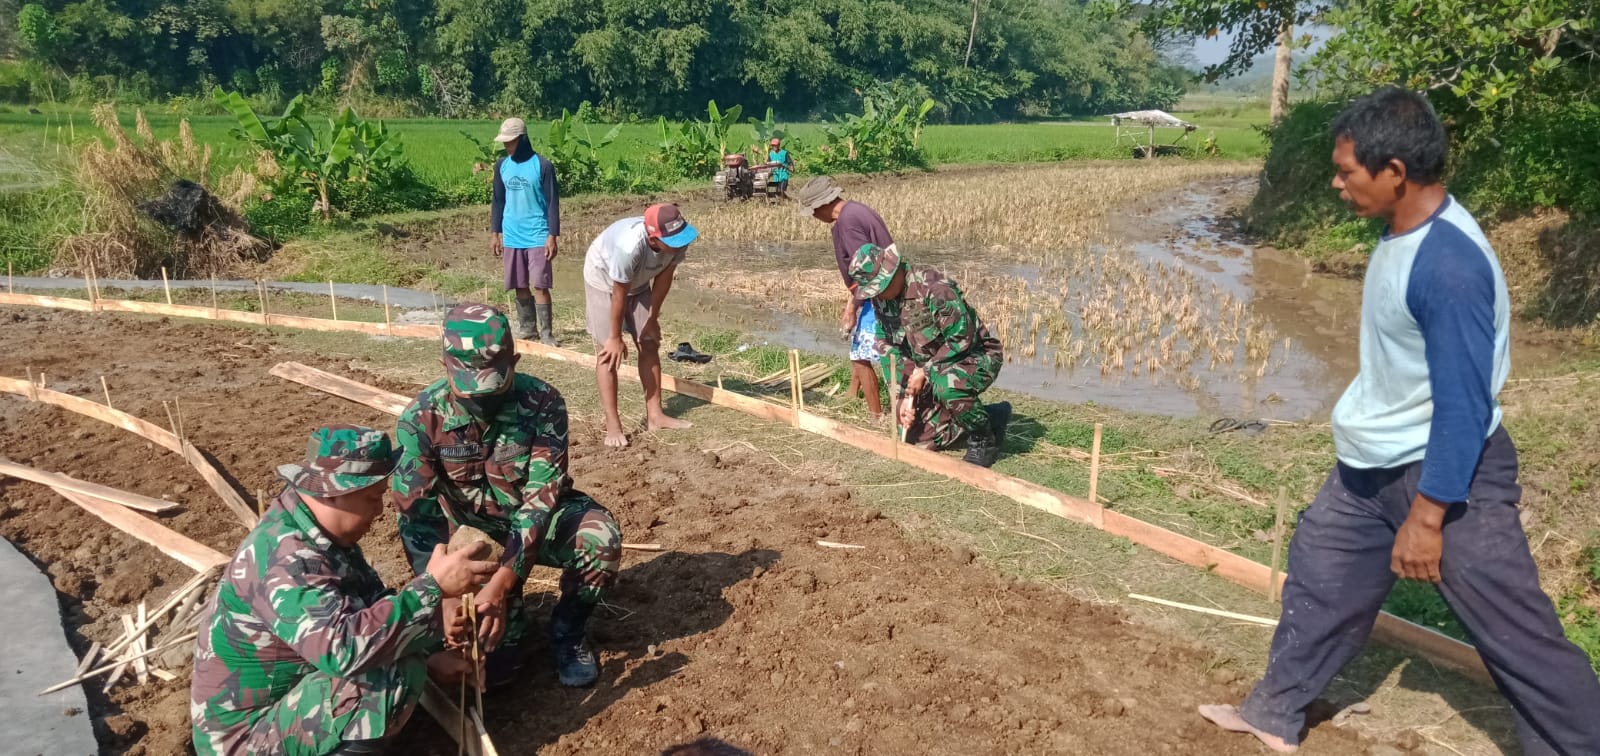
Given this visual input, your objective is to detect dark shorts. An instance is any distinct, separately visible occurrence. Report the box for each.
[503,247,552,291]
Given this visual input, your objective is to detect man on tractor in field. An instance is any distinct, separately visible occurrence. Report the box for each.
[849,242,1011,467]
[191,424,498,756]
[389,303,624,690]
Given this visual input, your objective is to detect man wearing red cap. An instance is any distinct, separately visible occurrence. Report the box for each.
[582,204,700,447]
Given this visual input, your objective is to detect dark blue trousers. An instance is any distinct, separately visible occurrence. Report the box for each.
[1240,426,1600,754]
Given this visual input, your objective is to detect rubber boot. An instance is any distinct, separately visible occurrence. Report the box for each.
[514,297,538,340]
[961,401,1011,468]
[327,739,388,755]
[535,302,559,346]
[549,595,599,687]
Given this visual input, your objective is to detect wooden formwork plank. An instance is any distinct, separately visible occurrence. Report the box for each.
[0,460,181,513]
[51,488,228,572]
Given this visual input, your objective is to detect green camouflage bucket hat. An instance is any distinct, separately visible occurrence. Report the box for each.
[847,243,903,299]
[276,424,395,496]
[442,303,516,396]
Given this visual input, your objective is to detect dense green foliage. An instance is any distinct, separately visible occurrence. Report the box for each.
[1244,0,1600,247]
[0,0,1187,121]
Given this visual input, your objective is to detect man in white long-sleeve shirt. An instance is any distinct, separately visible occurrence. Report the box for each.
[1200,88,1600,755]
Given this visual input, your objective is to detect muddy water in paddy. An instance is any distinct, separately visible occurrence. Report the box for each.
[668,178,1365,421]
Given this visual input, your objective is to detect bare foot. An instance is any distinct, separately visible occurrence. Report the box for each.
[1197,705,1298,753]
[603,425,630,448]
[647,414,693,432]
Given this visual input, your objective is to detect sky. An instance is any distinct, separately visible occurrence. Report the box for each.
[1186,24,1333,68]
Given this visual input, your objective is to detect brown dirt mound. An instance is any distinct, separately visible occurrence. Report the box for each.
[0,307,1371,755]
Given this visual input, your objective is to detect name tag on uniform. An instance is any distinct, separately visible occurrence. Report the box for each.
[493,443,531,462]
[438,443,483,461]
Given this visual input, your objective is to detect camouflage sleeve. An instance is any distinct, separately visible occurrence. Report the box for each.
[875,310,912,390]
[390,398,451,576]
[925,285,980,396]
[253,556,443,676]
[504,384,570,580]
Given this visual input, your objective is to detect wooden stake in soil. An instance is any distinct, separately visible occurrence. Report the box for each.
[887,352,902,456]
[329,281,339,321]
[1127,594,1277,627]
[7,260,12,293]
[210,276,219,316]
[383,284,393,336]
[160,267,172,304]
[100,376,113,408]
[1088,423,1103,506]
[83,261,97,310]
[787,349,801,427]
[42,630,199,696]
[257,489,267,517]
[1270,486,1288,602]
[257,280,269,325]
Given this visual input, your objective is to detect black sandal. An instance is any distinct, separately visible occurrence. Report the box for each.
[668,342,713,364]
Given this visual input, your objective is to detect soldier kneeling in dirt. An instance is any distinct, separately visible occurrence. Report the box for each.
[191,424,498,755]
[849,243,1012,467]
[390,303,624,689]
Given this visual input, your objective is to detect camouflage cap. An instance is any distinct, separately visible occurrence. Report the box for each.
[442,303,516,396]
[275,424,395,496]
[847,243,903,299]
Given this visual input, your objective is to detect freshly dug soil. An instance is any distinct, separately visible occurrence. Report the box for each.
[0,307,1373,755]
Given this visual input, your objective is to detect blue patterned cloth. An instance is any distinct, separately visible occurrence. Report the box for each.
[850,299,884,361]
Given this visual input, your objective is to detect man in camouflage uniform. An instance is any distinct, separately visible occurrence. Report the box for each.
[389,302,623,688]
[850,243,1012,467]
[191,424,498,756]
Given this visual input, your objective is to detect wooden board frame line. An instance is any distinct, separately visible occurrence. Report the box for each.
[0,374,258,528]
[269,360,1490,686]
[0,292,1488,684]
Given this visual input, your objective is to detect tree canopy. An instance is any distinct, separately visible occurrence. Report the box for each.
[5,0,1191,120]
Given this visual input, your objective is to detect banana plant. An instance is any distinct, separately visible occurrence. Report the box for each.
[213,88,407,222]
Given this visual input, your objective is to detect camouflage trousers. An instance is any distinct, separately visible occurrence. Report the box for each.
[473,492,622,654]
[221,655,426,755]
[900,352,1000,450]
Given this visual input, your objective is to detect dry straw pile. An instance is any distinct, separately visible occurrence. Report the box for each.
[61,105,266,280]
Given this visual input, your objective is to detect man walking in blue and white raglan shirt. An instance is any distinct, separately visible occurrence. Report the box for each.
[490,117,561,345]
[1201,88,1600,754]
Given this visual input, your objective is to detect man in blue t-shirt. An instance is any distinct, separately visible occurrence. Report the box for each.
[490,118,561,345]
[1200,88,1600,754]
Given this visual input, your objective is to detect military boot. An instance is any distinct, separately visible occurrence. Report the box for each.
[962,401,1011,468]
[549,594,599,687]
[535,302,559,346]
[513,297,538,340]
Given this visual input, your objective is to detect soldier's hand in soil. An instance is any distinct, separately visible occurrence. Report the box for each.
[599,336,628,369]
[473,586,508,650]
[1391,494,1447,582]
[425,650,482,691]
[426,543,498,598]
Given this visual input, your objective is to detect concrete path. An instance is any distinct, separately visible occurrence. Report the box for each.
[3,277,453,311]
[0,537,98,755]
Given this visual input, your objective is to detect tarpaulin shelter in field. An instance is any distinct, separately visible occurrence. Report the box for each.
[1110,110,1198,158]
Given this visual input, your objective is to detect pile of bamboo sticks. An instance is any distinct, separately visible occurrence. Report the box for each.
[42,567,219,695]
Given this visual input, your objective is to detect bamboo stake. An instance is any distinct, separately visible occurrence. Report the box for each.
[1271,486,1288,602]
[1128,594,1277,626]
[329,281,338,321]
[43,630,199,696]
[383,285,393,335]
[174,398,186,445]
[257,280,269,325]
[130,609,149,684]
[620,543,664,552]
[787,349,801,426]
[458,675,468,756]
[257,489,266,517]
[210,276,218,316]
[7,260,12,292]
[1088,423,1103,505]
[160,267,172,304]
[74,642,102,677]
[25,367,37,401]
[82,261,97,309]
[100,376,113,408]
[888,352,902,455]
[816,540,866,550]
[162,401,179,440]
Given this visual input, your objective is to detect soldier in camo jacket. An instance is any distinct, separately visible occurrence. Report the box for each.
[849,243,1012,467]
[389,303,623,689]
[190,424,498,756]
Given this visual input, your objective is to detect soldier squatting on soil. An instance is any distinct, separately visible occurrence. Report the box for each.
[186,88,1600,756]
